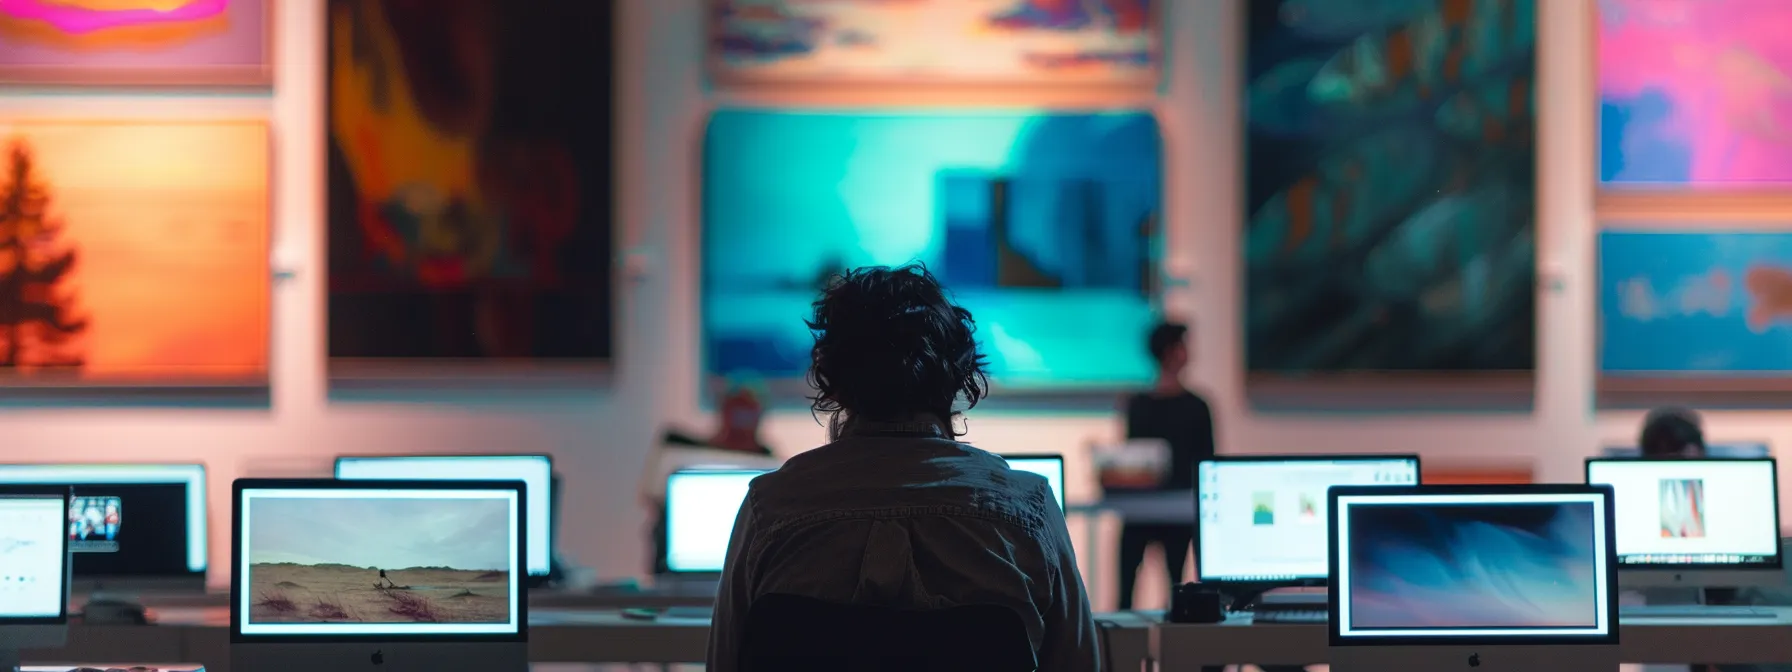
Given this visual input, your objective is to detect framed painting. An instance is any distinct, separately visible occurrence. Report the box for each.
[0,0,273,87]
[710,0,1158,87]
[702,109,1163,406]
[325,0,614,378]
[1243,0,1538,409]
[1598,0,1792,186]
[0,119,269,386]
[1599,228,1792,405]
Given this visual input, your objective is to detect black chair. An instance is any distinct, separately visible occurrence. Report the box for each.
[742,593,1038,672]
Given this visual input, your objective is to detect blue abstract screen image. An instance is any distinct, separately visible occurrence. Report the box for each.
[1600,230,1792,375]
[1346,502,1599,629]
[702,110,1163,392]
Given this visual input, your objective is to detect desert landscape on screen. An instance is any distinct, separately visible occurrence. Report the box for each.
[246,495,513,624]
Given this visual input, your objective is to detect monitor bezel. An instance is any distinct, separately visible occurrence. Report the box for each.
[996,453,1066,509]
[658,468,769,576]
[1584,456,1783,573]
[333,454,554,580]
[1194,453,1422,586]
[0,484,73,625]
[0,462,209,583]
[229,478,529,645]
[1326,483,1621,647]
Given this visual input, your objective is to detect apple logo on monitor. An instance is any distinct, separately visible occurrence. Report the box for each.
[1468,653,1481,667]
[371,650,384,666]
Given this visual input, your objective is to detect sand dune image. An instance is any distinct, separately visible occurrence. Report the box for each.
[245,495,514,624]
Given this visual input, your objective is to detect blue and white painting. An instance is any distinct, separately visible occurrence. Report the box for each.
[1600,230,1792,375]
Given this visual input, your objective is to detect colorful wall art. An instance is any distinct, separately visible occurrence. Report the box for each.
[0,120,269,384]
[703,110,1163,394]
[710,0,1156,86]
[326,0,614,366]
[1600,230,1792,376]
[1599,0,1792,185]
[0,0,271,86]
[1244,0,1537,375]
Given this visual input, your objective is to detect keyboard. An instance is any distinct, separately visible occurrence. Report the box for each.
[1252,609,1327,624]
[1620,605,1777,619]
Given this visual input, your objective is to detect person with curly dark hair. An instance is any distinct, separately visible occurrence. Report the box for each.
[706,264,1100,671]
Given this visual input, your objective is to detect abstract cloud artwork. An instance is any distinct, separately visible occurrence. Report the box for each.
[0,120,269,385]
[703,110,1162,395]
[1245,0,1537,375]
[1599,229,1792,377]
[1599,0,1792,185]
[0,0,271,86]
[326,0,614,367]
[711,0,1156,86]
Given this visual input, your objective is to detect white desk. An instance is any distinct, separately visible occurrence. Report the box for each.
[1152,608,1792,667]
[29,607,1152,672]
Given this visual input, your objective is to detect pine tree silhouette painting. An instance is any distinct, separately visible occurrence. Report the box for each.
[0,138,86,372]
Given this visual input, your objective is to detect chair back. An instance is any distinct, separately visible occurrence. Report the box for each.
[742,593,1037,672]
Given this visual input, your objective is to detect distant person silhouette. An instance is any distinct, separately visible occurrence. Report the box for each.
[377,568,397,589]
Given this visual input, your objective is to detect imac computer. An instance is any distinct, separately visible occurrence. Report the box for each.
[661,469,767,575]
[0,464,206,594]
[335,455,553,585]
[1327,484,1620,672]
[0,486,72,672]
[230,479,527,672]
[1585,457,1782,590]
[1195,455,1420,597]
[998,454,1065,511]
[1600,443,1769,458]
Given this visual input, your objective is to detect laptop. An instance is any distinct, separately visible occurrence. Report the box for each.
[1327,484,1620,672]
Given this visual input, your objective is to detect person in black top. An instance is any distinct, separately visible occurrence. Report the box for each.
[1118,321,1215,609]
[1639,406,1706,459]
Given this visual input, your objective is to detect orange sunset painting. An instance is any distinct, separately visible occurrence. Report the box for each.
[0,120,267,384]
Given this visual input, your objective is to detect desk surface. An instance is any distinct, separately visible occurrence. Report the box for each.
[31,605,1792,670]
[1153,608,1792,666]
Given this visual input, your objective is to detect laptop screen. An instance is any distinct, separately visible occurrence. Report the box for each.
[0,492,69,620]
[335,455,552,577]
[1586,458,1780,569]
[1332,488,1614,640]
[235,484,523,637]
[664,470,766,573]
[1197,456,1418,583]
[999,455,1065,511]
[0,464,207,576]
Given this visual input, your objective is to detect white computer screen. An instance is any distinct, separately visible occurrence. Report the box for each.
[336,456,552,576]
[664,470,764,573]
[1196,458,1418,582]
[1001,456,1065,511]
[0,495,68,618]
[236,487,522,637]
[0,464,206,573]
[1334,491,1612,639]
[1586,459,1780,566]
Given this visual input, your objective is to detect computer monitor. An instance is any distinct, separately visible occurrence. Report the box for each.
[1585,457,1781,588]
[1327,484,1619,672]
[1599,442,1770,458]
[998,454,1065,511]
[1195,455,1420,585]
[0,485,72,672]
[0,464,206,592]
[230,479,527,672]
[661,469,767,574]
[334,455,553,581]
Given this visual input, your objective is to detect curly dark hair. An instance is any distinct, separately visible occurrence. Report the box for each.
[806,264,989,437]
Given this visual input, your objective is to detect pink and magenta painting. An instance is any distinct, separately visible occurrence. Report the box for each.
[0,0,271,86]
[1599,0,1792,185]
[711,0,1156,86]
